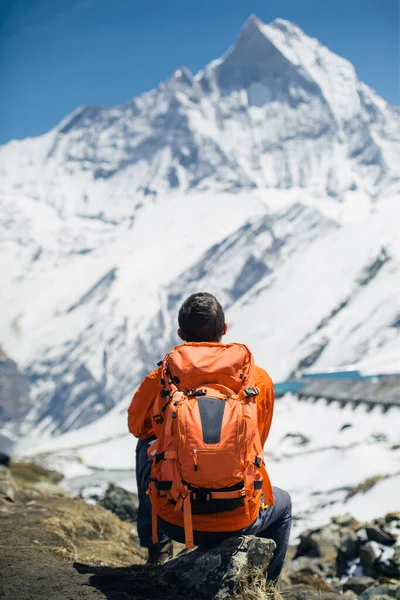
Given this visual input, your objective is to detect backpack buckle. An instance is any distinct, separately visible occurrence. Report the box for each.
[254,456,262,468]
[244,387,259,397]
[155,452,165,464]
[186,389,207,397]
[193,489,212,502]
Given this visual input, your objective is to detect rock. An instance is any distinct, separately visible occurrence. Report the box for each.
[332,514,361,529]
[392,547,400,566]
[360,541,382,566]
[31,481,67,496]
[0,465,17,501]
[343,592,359,600]
[99,483,138,522]
[280,584,340,599]
[285,556,327,576]
[283,555,337,586]
[0,347,32,428]
[340,527,359,554]
[156,535,276,600]
[360,581,400,599]
[337,527,360,576]
[79,482,108,503]
[343,576,376,595]
[357,528,369,543]
[375,558,400,579]
[0,453,11,467]
[366,526,397,546]
[385,512,400,523]
[295,524,341,561]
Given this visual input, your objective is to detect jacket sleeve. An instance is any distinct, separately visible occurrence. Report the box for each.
[127,367,161,439]
[254,365,275,446]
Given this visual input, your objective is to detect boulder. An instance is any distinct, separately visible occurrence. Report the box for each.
[99,483,138,522]
[79,482,108,503]
[360,581,400,599]
[332,515,361,529]
[360,541,381,567]
[156,535,276,600]
[0,453,11,467]
[295,524,341,562]
[0,465,17,501]
[284,556,327,576]
[282,555,336,587]
[385,512,400,523]
[366,526,397,546]
[375,558,400,579]
[343,576,376,595]
[357,528,370,544]
[337,527,360,576]
[392,547,400,567]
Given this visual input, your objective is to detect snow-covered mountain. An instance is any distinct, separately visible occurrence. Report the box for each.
[1,15,399,442]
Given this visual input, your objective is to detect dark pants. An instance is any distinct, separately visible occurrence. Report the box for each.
[136,438,292,581]
[136,437,170,547]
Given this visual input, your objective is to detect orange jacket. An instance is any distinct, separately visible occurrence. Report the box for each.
[128,355,274,532]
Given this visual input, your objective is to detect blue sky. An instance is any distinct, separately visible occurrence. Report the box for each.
[0,0,399,144]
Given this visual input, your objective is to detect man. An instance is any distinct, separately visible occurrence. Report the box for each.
[128,292,291,581]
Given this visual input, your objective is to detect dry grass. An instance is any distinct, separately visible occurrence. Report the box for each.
[232,565,284,600]
[10,460,63,486]
[26,494,146,566]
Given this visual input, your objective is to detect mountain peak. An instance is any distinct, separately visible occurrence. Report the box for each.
[200,14,311,94]
[240,13,264,34]
[238,15,302,45]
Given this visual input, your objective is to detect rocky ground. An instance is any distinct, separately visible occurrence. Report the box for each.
[0,459,399,600]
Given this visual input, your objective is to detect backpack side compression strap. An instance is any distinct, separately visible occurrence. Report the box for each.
[150,480,159,545]
[183,493,194,548]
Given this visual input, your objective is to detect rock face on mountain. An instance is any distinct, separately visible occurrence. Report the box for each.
[0,15,399,436]
[0,348,31,423]
[0,348,32,449]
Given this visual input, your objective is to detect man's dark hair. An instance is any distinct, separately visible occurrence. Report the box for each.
[178,293,225,342]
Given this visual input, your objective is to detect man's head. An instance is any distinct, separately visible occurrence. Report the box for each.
[178,293,227,342]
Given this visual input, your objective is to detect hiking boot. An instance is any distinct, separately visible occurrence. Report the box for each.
[146,540,173,565]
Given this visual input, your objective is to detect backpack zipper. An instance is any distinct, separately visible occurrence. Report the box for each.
[192,447,235,470]
[192,449,198,471]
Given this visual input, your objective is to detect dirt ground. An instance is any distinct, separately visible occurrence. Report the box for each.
[0,492,174,600]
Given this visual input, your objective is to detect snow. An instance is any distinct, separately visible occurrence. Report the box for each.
[343,475,400,523]
[228,196,400,378]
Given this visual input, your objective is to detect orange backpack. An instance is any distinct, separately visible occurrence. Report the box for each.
[148,342,273,548]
